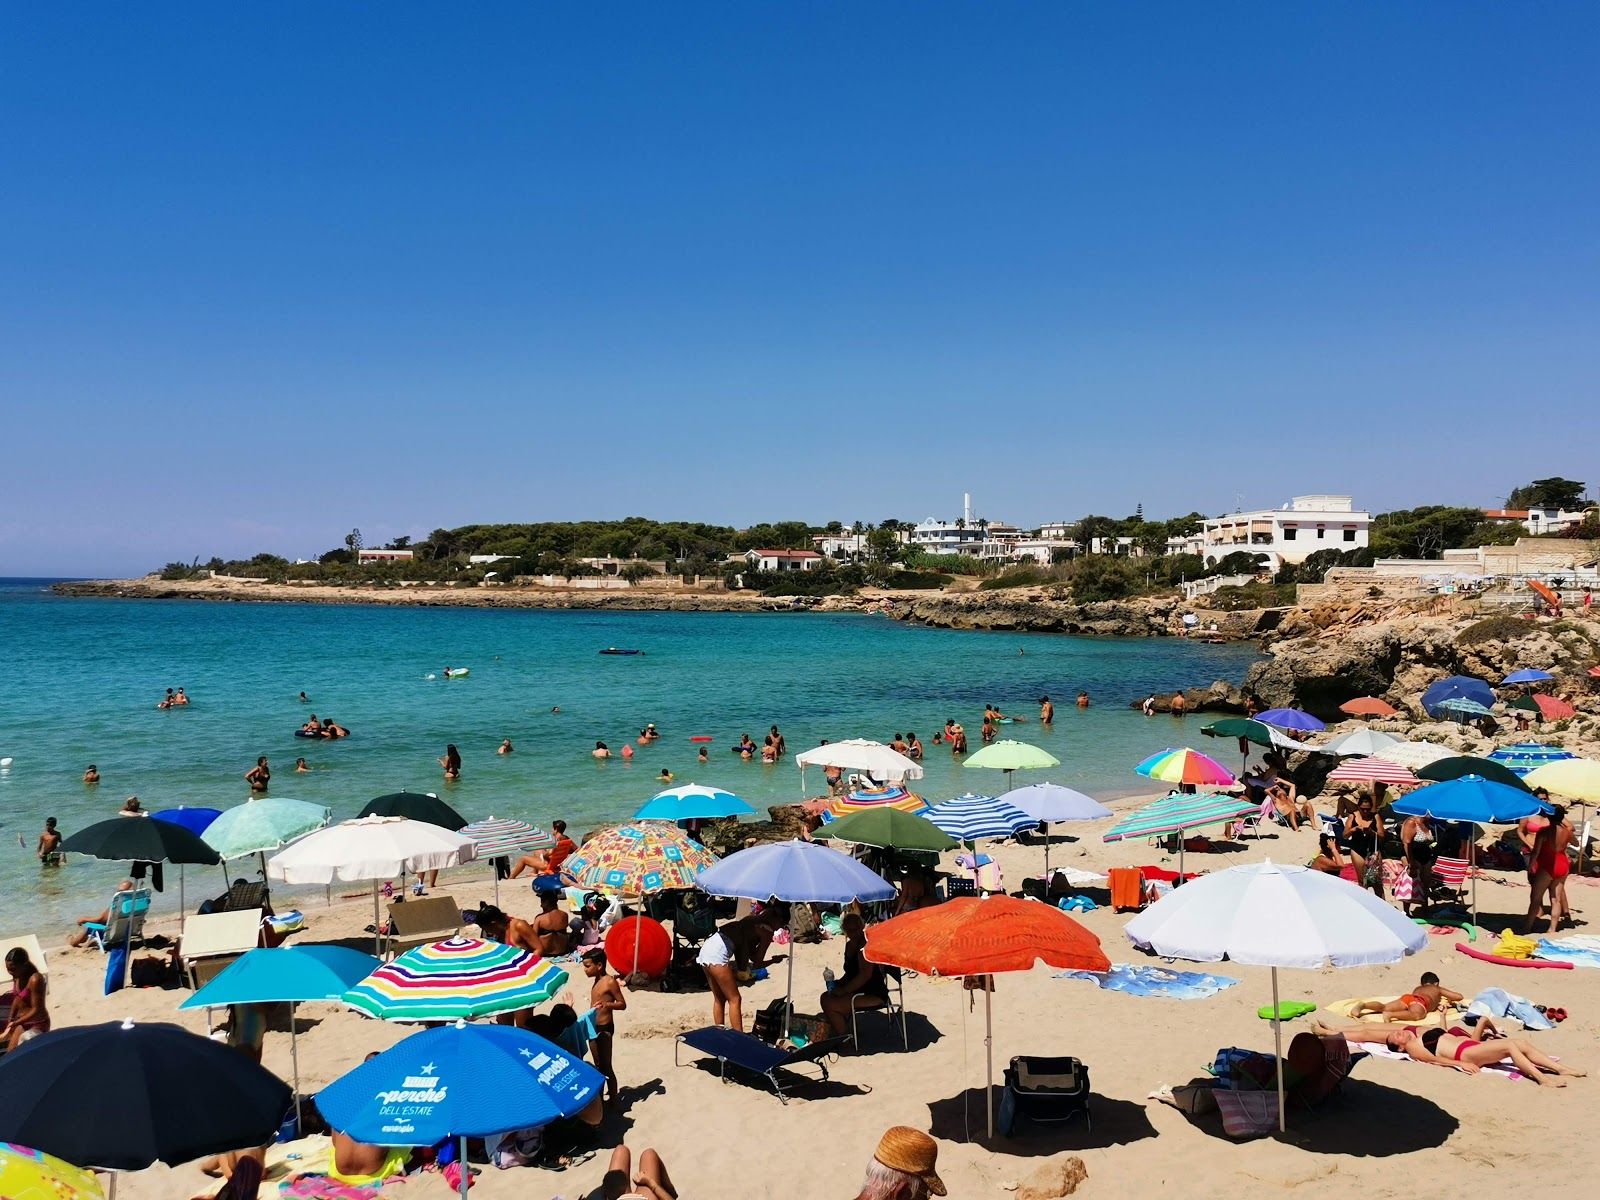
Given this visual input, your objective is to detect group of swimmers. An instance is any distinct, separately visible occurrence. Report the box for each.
[298,715,350,738]
[157,688,190,709]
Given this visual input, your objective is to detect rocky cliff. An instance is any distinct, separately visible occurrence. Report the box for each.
[879,589,1276,639]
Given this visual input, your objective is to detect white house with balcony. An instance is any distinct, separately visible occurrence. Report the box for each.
[358,548,414,563]
[1192,495,1370,572]
[744,548,822,572]
[909,518,987,556]
[1013,538,1076,564]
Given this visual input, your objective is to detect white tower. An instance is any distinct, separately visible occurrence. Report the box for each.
[963,493,972,525]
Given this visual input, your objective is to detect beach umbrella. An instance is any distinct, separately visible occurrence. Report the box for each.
[1436,697,1493,720]
[0,1019,291,1172]
[152,808,223,936]
[1506,695,1541,714]
[698,839,895,1035]
[866,896,1109,1138]
[342,937,568,1023]
[1392,776,1551,921]
[1415,757,1531,791]
[1487,743,1576,777]
[1523,758,1600,802]
[1373,741,1455,770]
[1317,729,1402,757]
[1503,669,1555,685]
[924,793,1036,843]
[1325,757,1420,788]
[1339,697,1399,718]
[961,739,1060,791]
[179,945,380,1125]
[1532,694,1577,721]
[1134,748,1237,788]
[1421,676,1495,719]
[1102,792,1257,878]
[997,783,1113,879]
[267,817,476,954]
[1255,708,1326,733]
[1590,666,1600,679]
[316,1021,603,1200]
[0,1143,103,1200]
[813,807,956,854]
[460,817,554,904]
[822,785,930,822]
[203,799,333,860]
[1125,862,1425,1132]
[633,783,755,822]
[562,824,718,896]
[1200,718,1275,773]
[794,739,924,789]
[359,791,468,831]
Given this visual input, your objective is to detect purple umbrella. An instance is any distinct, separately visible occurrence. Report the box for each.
[1255,708,1326,733]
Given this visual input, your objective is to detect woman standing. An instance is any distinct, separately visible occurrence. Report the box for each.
[1527,804,1574,935]
[244,757,270,793]
[2,947,49,1051]
[1401,812,1435,916]
[1341,797,1384,897]
[696,906,787,1033]
[439,744,461,780]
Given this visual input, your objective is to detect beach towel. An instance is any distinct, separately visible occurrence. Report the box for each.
[1046,867,1107,888]
[1056,963,1239,1000]
[266,1135,333,1180]
[1534,938,1600,968]
[279,1179,397,1199]
[557,1007,601,1057]
[1323,997,1459,1029]
[1467,987,1553,1030]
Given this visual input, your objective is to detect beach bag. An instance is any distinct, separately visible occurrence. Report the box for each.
[1215,1088,1279,1140]
[1208,1047,1256,1088]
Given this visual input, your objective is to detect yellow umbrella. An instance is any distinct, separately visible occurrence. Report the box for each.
[0,1143,103,1200]
[1523,758,1600,802]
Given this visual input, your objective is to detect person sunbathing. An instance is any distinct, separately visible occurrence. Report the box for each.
[1312,1018,1584,1086]
[66,880,133,947]
[1268,782,1314,832]
[1352,972,1461,1022]
[604,1145,677,1200]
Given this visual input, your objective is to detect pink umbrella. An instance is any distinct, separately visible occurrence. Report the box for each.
[1327,758,1421,787]
[1534,695,1577,720]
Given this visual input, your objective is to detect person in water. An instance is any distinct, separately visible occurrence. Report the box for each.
[1077,691,1089,708]
[439,744,461,780]
[906,732,924,759]
[769,725,786,756]
[1039,695,1054,723]
[245,757,270,792]
[120,796,144,815]
[498,738,514,755]
[37,817,62,865]
[298,691,309,703]
[159,688,175,709]
[593,741,612,760]
[322,717,349,738]
[82,764,99,784]
[294,757,309,773]
[174,688,189,705]
[697,746,709,764]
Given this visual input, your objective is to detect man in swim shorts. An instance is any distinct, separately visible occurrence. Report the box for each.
[1353,972,1462,1021]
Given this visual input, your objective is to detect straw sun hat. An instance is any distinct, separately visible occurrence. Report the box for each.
[873,1127,946,1196]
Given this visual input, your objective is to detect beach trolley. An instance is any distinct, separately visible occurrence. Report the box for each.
[997,1055,1092,1136]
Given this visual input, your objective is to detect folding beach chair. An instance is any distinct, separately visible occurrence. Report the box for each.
[181,908,263,989]
[998,1055,1092,1136]
[672,894,719,951]
[381,894,461,958]
[850,967,908,1051]
[1430,857,1471,906]
[674,1026,852,1103]
[83,886,152,952]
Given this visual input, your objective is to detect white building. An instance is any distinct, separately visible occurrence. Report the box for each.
[469,554,512,565]
[814,533,868,560]
[1190,495,1371,572]
[1037,521,1075,540]
[358,548,414,563]
[744,548,823,572]
[1483,506,1598,536]
[1012,538,1076,565]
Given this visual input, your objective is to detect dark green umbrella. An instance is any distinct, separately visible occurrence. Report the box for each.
[61,816,222,865]
[813,807,957,853]
[1507,695,1541,713]
[1201,718,1276,747]
[1415,756,1532,792]
[358,791,467,831]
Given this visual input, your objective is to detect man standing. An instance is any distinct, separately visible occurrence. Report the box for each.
[37,817,62,865]
[1039,696,1054,724]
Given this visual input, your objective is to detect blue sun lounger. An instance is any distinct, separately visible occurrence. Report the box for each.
[674,1026,851,1103]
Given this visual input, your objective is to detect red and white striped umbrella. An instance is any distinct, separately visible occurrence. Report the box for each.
[1327,757,1420,787]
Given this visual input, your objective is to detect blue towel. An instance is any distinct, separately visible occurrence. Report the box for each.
[558,1007,601,1057]
[1468,987,1555,1030]
[1535,939,1600,968]
[1056,963,1240,1000]
[104,947,126,995]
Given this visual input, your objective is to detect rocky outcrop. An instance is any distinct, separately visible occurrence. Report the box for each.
[882,590,1197,638]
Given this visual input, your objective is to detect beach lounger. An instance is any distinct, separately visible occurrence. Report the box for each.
[1108,868,1144,912]
[674,1026,851,1103]
[998,1055,1091,1136]
[181,908,264,989]
[381,894,460,958]
[84,886,153,952]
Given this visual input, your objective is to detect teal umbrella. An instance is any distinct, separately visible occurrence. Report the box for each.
[204,799,333,860]
[1103,792,1258,877]
[1201,718,1276,774]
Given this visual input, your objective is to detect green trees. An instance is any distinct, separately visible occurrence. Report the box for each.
[1508,478,1587,511]
[1368,507,1486,559]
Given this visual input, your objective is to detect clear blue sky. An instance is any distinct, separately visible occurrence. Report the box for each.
[3,4,1597,575]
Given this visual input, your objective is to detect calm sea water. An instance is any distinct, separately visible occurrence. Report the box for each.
[0,579,1259,929]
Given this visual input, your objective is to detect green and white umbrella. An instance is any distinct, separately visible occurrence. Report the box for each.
[460,817,556,903]
[1103,792,1258,877]
[204,798,333,894]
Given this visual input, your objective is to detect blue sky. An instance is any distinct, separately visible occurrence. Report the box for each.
[2,4,1597,575]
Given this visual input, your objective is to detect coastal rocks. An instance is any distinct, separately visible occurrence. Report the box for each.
[1125,681,1246,715]
[884,592,1186,638]
[1017,1156,1088,1200]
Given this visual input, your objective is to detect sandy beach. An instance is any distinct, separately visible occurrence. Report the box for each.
[33,786,1598,1200]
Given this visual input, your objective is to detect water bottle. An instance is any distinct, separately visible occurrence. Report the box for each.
[823,967,837,991]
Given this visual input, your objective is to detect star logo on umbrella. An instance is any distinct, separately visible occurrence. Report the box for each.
[419,1062,437,1075]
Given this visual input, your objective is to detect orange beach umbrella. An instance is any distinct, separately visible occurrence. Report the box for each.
[1339,697,1399,718]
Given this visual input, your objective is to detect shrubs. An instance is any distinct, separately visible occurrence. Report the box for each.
[1209,582,1296,611]
[979,567,1050,590]
[1065,555,1144,602]
[1456,615,1536,646]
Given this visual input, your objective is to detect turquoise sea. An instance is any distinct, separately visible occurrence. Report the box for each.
[0,579,1260,930]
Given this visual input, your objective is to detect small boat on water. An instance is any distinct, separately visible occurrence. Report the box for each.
[599,648,643,656]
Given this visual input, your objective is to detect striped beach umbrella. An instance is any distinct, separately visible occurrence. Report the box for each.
[1103,792,1258,876]
[1373,741,1454,770]
[1488,743,1577,777]
[562,824,718,895]
[461,817,554,858]
[1326,757,1421,787]
[1134,748,1237,788]
[822,784,930,823]
[342,937,568,1022]
[925,793,1036,842]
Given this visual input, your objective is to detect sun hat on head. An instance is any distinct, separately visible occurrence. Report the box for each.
[873,1126,945,1196]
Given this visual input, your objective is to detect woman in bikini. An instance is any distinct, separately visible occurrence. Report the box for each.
[695,906,787,1033]
[1526,804,1574,935]
[1313,1018,1584,1087]
[2,947,49,1051]
[244,757,270,793]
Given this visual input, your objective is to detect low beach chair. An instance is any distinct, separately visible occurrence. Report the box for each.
[83,886,152,952]
[181,908,263,989]
[674,1025,851,1103]
[998,1055,1092,1136]
[1430,857,1470,906]
[850,967,908,1050]
[382,894,461,958]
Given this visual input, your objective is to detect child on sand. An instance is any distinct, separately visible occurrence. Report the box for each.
[1353,972,1462,1021]
[583,948,626,1102]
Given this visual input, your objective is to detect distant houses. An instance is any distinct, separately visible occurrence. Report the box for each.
[744,548,823,572]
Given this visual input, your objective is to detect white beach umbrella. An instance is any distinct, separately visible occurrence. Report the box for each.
[794,738,925,790]
[1372,741,1454,770]
[268,817,477,953]
[1125,861,1425,1132]
[1317,729,1402,757]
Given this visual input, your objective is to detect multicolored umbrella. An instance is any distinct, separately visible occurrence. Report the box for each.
[342,937,568,1022]
[562,824,718,895]
[1339,697,1399,717]
[0,1143,103,1200]
[1103,792,1257,875]
[460,817,555,859]
[821,784,929,822]
[1488,743,1577,777]
[1134,748,1237,788]
[1326,757,1420,787]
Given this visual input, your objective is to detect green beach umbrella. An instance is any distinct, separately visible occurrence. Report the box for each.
[962,739,1061,790]
[1202,718,1276,774]
[814,806,957,854]
[1415,756,1531,791]
[204,798,334,861]
[1507,695,1541,713]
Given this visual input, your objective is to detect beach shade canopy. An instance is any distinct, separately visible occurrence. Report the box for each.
[960,739,1061,786]
[267,817,475,885]
[1339,697,1399,718]
[1522,758,1600,803]
[794,738,924,781]
[866,896,1109,1139]
[1488,743,1577,777]
[150,808,222,837]
[1325,757,1421,788]
[697,839,896,904]
[203,798,333,860]
[181,945,380,1010]
[1390,776,1549,824]
[1421,676,1496,718]
[1125,862,1426,1133]
[343,937,568,1022]
[633,783,755,823]
[0,1019,291,1171]
[821,785,930,822]
[1103,793,1258,874]
[1373,741,1455,770]
[1134,748,1237,788]
[925,793,1037,843]
[59,816,221,866]
[0,1143,103,1200]
[1532,694,1577,721]
[1436,697,1493,719]
[1201,718,1277,748]
[813,807,956,853]
[562,824,718,895]
[1503,668,1555,685]
[459,817,555,859]
[1415,756,1532,791]
[1318,729,1402,758]
[997,783,1113,824]
[1254,708,1326,733]
[1506,695,1541,713]
[1590,666,1600,679]
[359,791,467,831]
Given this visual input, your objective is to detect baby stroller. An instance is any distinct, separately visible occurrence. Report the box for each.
[997,1055,1091,1136]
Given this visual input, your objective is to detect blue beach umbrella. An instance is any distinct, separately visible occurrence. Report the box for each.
[1391,775,1551,920]
[1254,708,1327,733]
[151,808,223,837]
[316,1022,603,1200]
[633,783,755,823]
[1488,743,1577,777]
[1502,669,1554,685]
[924,793,1037,843]
[997,783,1113,878]
[1421,676,1495,719]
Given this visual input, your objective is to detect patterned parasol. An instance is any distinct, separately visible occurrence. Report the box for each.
[0,1143,103,1200]
[562,824,718,895]
[342,937,567,1022]
[821,784,929,823]
[460,817,555,859]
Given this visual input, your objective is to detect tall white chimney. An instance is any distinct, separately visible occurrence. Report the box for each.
[964,493,971,525]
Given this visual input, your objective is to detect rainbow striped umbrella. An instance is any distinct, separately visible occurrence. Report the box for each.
[562,824,718,895]
[1134,748,1237,788]
[342,937,568,1022]
[821,784,930,823]
[1103,792,1257,876]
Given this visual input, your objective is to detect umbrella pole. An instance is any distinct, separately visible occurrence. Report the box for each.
[1272,967,1286,1133]
[1043,822,1050,883]
[784,917,795,1041]
[179,866,186,936]
[372,882,382,957]
[291,1000,303,1128]
[984,983,995,1140]
[458,1134,469,1200]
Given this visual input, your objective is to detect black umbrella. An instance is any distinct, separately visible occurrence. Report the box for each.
[1416,756,1533,792]
[0,1020,291,1170]
[60,816,222,865]
[358,791,467,830]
